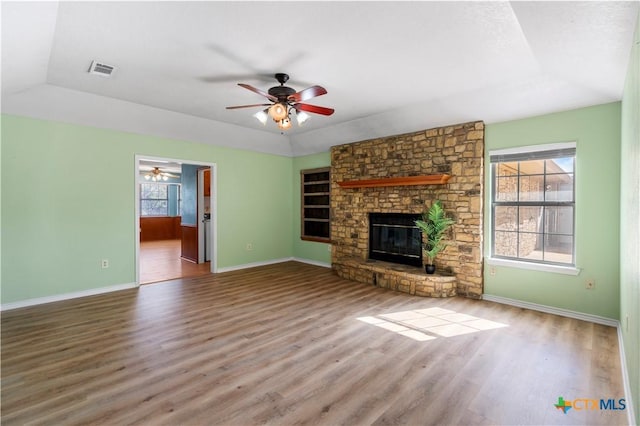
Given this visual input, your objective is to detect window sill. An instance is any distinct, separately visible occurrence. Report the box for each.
[486,257,581,276]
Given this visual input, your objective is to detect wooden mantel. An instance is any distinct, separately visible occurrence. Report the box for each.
[337,174,451,189]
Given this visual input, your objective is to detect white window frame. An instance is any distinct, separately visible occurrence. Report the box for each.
[488,142,580,276]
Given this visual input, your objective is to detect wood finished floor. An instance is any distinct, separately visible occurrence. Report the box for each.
[140,239,210,284]
[1,262,626,425]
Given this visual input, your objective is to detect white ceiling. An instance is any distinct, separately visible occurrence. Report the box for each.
[2,1,638,157]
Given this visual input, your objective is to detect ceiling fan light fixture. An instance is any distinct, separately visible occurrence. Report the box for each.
[296,111,310,125]
[269,103,288,121]
[278,117,292,130]
[227,74,333,131]
[253,109,268,125]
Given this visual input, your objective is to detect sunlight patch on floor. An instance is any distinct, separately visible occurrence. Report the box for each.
[357,307,508,341]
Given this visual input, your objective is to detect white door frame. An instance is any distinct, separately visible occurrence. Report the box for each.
[135,154,217,286]
[197,167,209,264]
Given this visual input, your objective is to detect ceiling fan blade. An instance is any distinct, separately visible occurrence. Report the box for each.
[237,83,278,102]
[226,103,272,110]
[163,173,179,178]
[288,85,327,102]
[294,103,335,116]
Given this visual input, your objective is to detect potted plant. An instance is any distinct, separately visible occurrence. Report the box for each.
[415,200,455,274]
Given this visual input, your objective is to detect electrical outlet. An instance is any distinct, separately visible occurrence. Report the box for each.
[585,279,595,289]
[327,245,332,252]
[101,259,109,269]
[489,266,496,276]
[245,243,253,251]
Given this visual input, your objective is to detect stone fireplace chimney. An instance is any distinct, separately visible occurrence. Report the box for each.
[330,121,484,298]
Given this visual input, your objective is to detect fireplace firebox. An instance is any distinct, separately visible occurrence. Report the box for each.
[369,213,422,267]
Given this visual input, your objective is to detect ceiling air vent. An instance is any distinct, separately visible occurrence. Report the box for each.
[88,60,115,77]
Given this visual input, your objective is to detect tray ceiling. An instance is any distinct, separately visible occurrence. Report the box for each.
[2,1,638,156]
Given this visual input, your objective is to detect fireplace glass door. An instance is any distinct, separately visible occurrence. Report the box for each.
[369,213,422,267]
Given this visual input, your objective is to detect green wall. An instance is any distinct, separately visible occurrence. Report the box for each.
[1,115,293,303]
[484,102,621,320]
[620,10,640,424]
[292,152,331,265]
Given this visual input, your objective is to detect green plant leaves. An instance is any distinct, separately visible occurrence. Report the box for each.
[414,200,454,264]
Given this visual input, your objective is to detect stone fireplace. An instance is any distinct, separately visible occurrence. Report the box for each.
[330,121,484,298]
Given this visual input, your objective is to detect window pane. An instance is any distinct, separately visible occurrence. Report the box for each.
[140,183,170,217]
[496,162,518,176]
[494,206,517,231]
[494,231,517,257]
[519,175,544,201]
[545,174,574,201]
[519,233,542,259]
[495,176,518,201]
[140,183,168,199]
[544,206,573,235]
[546,157,573,173]
[519,159,544,175]
[141,200,168,216]
[140,184,152,198]
[518,206,542,233]
[543,234,573,263]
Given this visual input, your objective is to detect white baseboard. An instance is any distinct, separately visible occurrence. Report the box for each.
[481,294,618,327]
[483,294,636,424]
[0,282,137,312]
[2,259,329,310]
[216,257,295,273]
[292,258,331,268]
[617,325,637,426]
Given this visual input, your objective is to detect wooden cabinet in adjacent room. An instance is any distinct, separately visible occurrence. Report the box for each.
[204,169,211,196]
[140,216,182,241]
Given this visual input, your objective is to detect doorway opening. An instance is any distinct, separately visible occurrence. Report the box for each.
[135,155,217,285]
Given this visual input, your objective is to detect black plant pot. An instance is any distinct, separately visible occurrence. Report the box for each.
[425,264,436,274]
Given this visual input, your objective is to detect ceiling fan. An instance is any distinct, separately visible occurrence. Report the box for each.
[226,73,335,130]
[143,167,179,182]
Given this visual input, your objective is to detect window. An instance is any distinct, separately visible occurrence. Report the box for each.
[490,143,575,267]
[301,167,330,242]
[140,183,176,216]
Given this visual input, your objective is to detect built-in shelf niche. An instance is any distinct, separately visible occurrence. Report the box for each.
[301,167,331,242]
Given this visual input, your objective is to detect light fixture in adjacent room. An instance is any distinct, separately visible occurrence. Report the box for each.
[144,167,177,182]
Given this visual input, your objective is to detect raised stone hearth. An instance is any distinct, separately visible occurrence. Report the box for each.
[331,121,484,298]
[334,257,457,298]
